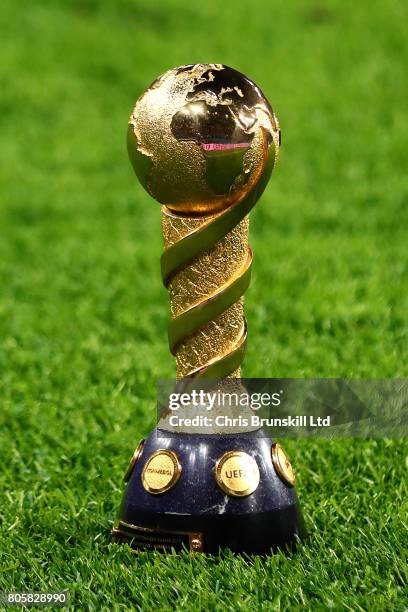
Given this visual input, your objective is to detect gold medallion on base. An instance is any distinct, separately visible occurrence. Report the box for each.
[271,443,296,487]
[123,439,145,483]
[142,449,181,494]
[215,450,260,497]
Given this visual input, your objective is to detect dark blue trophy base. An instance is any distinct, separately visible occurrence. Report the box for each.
[113,428,304,554]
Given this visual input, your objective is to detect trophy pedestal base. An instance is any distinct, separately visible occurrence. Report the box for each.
[113,429,304,554]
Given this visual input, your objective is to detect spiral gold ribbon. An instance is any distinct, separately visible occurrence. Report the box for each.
[162,128,275,379]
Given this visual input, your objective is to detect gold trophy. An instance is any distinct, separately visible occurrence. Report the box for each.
[113,64,303,553]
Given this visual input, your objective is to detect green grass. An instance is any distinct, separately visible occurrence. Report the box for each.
[1,0,407,609]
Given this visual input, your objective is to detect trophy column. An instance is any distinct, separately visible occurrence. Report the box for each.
[162,208,249,379]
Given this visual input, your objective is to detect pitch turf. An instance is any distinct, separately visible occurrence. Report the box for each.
[0,0,407,609]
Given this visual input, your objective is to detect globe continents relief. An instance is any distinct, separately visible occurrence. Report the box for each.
[128,64,278,214]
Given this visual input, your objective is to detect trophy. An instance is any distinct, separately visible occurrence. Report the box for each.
[113,64,304,553]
